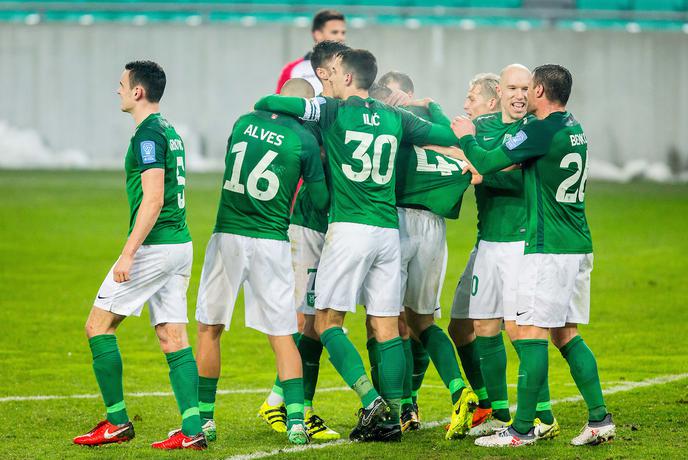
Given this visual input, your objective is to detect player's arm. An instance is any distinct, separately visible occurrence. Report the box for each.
[452,116,549,175]
[481,169,522,189]
[427,101,452,126]
[399,107,459,148]
[300,132,329,211]
[254,95,324,122]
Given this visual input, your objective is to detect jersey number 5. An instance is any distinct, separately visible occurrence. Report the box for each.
[556,152,589,203]
[224,141,279,201]
[343,130,398,185]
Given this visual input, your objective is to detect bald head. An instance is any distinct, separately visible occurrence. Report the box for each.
[498,64,531,123]
[280,78,315,98]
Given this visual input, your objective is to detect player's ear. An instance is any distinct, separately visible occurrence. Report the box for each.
[316,67,327,80]
[535,84,544,99]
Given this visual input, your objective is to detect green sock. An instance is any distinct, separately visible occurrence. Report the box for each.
[420,325,465,404]
[298,335,322,405]
[281,378,305,430]
[321,327,379,408]
[477,334,510,422]
[514,340,554,424]
[401,338,413,406]
[512,339,549,435]
[89,334,128,425]
[411,339,429,405]
[457,338,489,409]
[377,337,405,421]
[198,376,218,421]
[366,338,380,393]
[560,335,607,422]
[270,333,302,399]
[166,347,202,436]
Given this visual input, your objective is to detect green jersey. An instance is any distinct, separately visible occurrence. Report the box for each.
[124,113,190,245]
[459,111,592,254]
[254,95,459,228]
[291,181,329,234]
[395,105,471,219]
[473,112,530,242]
[214,110,324,241]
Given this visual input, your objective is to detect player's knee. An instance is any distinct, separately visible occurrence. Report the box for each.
[449,318,475,345]
[474,318,501,337]
[156,323,188,353]
[551,326,579,349]
[198,322,224,341]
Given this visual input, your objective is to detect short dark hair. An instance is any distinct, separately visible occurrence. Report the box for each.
[369,82,392,101]
[311,40,350,73]
[532,64,572,105]
[124,60,166,103]
[337,48,377,90]
[378,71,414,94]
[312,9,345,33]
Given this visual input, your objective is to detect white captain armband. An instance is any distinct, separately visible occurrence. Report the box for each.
[301,96,325,122]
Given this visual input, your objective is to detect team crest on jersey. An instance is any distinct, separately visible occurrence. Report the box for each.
[140,141,156,164]
[505,130,527,150]
[271,114,278,119]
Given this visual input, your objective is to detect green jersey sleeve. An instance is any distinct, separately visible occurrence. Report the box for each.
[500,120,556,164]
[132,128,166,171]
[399,107,459,146]
[481,169,522,190]
[254,95,339,130]
[300,134,325,183]
[427,102,451,126]
[458,135,514,175]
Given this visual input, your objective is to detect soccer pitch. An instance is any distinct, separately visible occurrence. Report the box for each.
[1,170,687,459]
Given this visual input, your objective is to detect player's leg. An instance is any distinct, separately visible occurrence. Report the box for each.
[75,247,170,446]
[267,334,308,445]
[194,234,244,438]
[396,312,417,431]
[553,254,614,446]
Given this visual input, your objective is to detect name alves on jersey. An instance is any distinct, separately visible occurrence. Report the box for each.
[243,124,285,146]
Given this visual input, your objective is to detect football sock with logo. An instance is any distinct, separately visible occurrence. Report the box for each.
[298,335,323,409]
[457,338,490,409]
[477,334,510,422]
[366,338,380,393]
[166,347,202,436]
[89,334,129,425]
[198,376,218,421]
[513,339,554,424]
[266,333,301,406]
[420,325,465,404]
[560,335,608,422]
[411,339,430,405]
[401,338,414,410]
[281,378,305,430]
[321,327,379,408]
[512,339,549,435]
[377,337,405,421]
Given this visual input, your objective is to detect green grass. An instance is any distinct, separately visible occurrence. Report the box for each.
[1,170,687,459]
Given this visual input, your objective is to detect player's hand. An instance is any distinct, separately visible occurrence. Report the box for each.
[406,97,434,108]
[451,116,476,138]
[461,163,483,185]
[423,144,467,161]
[386,88,411,107]
[113,254,134,283]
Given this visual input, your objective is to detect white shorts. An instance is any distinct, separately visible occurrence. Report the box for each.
[314,222,401,316]
[289,224,325,315]
[398,208,446,316]
[467,240,525,320]
[515,253,593,328]
[450,245,478,319]
[195,233,297,336]
[94,242,193,326]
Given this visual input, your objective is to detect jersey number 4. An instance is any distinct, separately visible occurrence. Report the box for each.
[343,130,398,185]
[556,152,589,203]
[224,141,279,201]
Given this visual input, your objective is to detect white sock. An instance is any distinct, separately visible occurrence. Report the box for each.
[266,390,284,406]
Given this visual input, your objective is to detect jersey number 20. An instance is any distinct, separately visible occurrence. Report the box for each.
[556,152,589,203]
[343,130,398,185]
[224,141,279,201]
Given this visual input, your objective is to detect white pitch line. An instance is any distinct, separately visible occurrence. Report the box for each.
[224,372,688,460]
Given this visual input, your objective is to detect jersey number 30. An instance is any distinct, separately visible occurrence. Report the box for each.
[224,141,279,201]
[343,130,398,185]
[556,152,589,203]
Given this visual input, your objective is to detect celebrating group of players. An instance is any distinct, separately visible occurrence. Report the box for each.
[72,9,616,451]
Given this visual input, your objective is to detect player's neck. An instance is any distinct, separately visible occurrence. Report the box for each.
[533,102,566,120]
[131,103,160,126]
[501,111,520,124]
[341,87,369,100]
